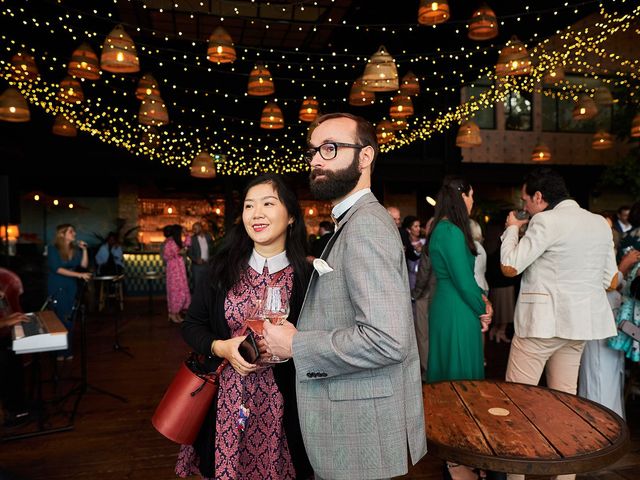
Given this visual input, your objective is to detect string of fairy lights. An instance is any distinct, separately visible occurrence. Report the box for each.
[0,0,638,175]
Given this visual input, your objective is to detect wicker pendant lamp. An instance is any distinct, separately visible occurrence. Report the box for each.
[468,4,498,41]
[140,126,161,149]
[52,114,78,137]
[207,26,236,64]
[418,1,449,26]
[101,24,140,73]
[0,88,30,122]
[376,120,395,144]
[543,65,565,85]
[400,71,420,96]
[68,43,100,80]
[390,95,414,119]
[190,151,217,178]
[136,73,161,100]
[138,95,169,126]
[299,97,319,122]
[260,102,284,129]
[10,52,39,81]
[362,46,399,92]
[572,95,598,120]
[594,87,613,107]
[631,113,640,138]
[58,76,84,104]
[392,118,408,130]
[592,131,613,150]
[349,78,375,106]
[495,36,531,77]
[531,143,551,162]
[455,121,482,148]
[248,64,275,96]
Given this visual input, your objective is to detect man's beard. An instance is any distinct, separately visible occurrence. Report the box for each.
[309,153,361,201]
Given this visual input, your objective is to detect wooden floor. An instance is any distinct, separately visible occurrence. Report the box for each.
[1,297,639,480]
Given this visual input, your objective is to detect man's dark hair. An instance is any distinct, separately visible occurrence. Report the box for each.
[319,220,334,233]
[523,167,569,207]
[401,215,419,230]
[308,112,379,171]
[618,205,630,215]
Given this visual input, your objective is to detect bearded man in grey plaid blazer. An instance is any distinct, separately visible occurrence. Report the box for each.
[264,113,427,480]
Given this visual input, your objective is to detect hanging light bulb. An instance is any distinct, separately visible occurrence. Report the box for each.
[592,131,613,150]
[349,78,375,106]
[299,97,319,122]
[10,52,39,81]
[572,95,598,120]
[100,24,140,73]
[67,42,101,80]
[138,95,169,126]
[362,46,399,92]
[455,121,482,148]
[248,64,275,96]
[52,114,78,137]
[400,71,420,96]
[468,4,498,41]
[260,102,284,129]
[207,26,236,63]
[190,151,217,178]
[531,143,551,162]
[57,76,84,104]
[390,95,414,119]
[136,73,161,100]
[376,120,395,144]
[495,36,531,77]
[0,88,30,122]
[418,0,449,26]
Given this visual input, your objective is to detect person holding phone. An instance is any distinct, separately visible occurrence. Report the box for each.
[176,173,312,480]
[47,223,91,360]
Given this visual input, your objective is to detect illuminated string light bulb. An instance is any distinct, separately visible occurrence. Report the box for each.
[207,26,236,63]
[455,120,482,148]
[101,24,140,73]
[418,0,449,26]
[0,88,30,123]
[53,199,59,206]
[34,194,40,201]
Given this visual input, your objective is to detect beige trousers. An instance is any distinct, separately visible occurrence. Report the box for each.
[505,335,586,480]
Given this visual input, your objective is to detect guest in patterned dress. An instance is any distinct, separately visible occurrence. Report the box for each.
[162,224,191,324]
[176,173,312,480]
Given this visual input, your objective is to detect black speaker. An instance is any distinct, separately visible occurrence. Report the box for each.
[0,176,21,224]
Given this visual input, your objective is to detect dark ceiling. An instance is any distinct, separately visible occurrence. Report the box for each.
[0,0,622,194]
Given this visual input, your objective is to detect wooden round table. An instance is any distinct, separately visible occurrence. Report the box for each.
[423,380,629,475]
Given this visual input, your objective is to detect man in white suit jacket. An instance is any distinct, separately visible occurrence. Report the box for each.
[500,168,618,480]
[264,113,427,480]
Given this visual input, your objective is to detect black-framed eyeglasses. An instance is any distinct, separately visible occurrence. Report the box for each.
[304,142,366,163]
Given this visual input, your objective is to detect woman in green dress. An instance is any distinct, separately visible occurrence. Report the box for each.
[427,176,493,480]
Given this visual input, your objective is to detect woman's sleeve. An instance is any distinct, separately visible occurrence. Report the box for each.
[437,225,486,315]
[47,247,62,273]
[162,240,177,262]
[181,278,218,355]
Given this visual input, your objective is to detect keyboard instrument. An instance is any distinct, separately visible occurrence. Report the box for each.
[12,310,68,354]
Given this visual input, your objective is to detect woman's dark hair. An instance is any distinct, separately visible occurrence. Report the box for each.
[171,224,183,248]
[523,167,569,208]
[163,225,174,238]
[628,201,640,228]
[210,173,310,293]
[402,215,419,230]
[429,175,477,256]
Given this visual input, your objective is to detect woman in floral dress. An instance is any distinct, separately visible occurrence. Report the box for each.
[176,173,312,480]
[162,224,191,323]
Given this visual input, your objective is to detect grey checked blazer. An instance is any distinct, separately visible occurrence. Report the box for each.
[292,192,427,480]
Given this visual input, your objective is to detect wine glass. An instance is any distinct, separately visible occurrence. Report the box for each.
[259,286,290,363]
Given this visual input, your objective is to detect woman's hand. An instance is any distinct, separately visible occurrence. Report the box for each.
[77,272,92,282]
[479,314,492,333]
[214,336,258,376]
[0,312,28,328]
[77,240,88,250]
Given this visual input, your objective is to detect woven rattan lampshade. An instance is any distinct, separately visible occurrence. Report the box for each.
[376,120,395,144]
[531,143,551,162]
[543,65,565,85]
[10,52,39,81]
[631,113,640,138]
[299,97,319,122]
[349,78,375,106]
[138,94,169,126]
[594,87,614,107]
[390,95,414,119]
[260,102,284,129]
[136,73,161,100]
[0,88,30,122]
[468,5,498,41]
[418,1,449,26]
[362,46,399,92]
[68,43,100,80]
[392,118,408,131]
[400,71,420,96]
[572,95,598,120]
[207,26,236,64]
[52,114,78,137]
[456,121,482,148]
[101,24,140,73]
[140,126,161,149]
[592,131,613,150]
[495,36,531,77]
[248,64,275,96]
[58,76,84,104]
[190,151,217,178]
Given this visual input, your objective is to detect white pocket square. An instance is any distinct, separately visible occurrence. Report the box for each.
[313,258,334,276]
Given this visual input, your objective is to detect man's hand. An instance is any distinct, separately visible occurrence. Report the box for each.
[505,210,529,229]
[618,248,640,276]
[262,320,297,359]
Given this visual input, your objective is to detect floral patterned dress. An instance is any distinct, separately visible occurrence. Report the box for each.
[176,264,295,480]
[162,238,191,315]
